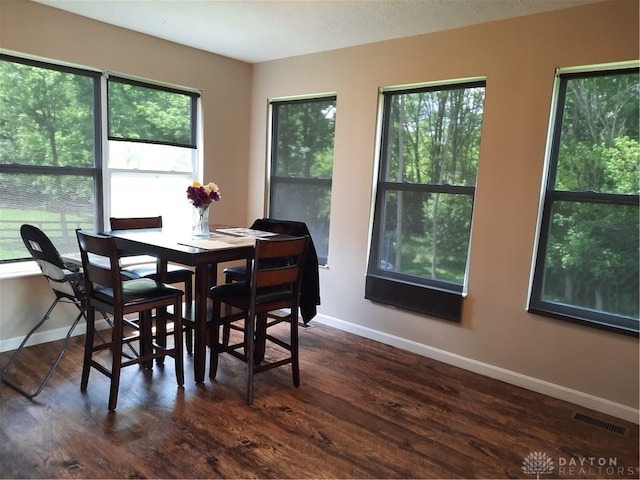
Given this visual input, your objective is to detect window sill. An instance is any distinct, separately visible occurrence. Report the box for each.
[528,304,639,337]
[365,273,463,322]
[0,261,42,280]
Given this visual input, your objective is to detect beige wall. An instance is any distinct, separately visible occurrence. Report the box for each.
[1,0,638,420]
[249,0,639,417]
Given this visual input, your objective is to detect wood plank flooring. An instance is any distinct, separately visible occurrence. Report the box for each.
[0,322,638,479]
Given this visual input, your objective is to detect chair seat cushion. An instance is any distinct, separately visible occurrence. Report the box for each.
[211,281,294,308]
[123,263,193,283]
[94,278,182,307]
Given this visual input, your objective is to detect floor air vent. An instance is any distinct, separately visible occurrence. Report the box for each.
[572,412,629,436]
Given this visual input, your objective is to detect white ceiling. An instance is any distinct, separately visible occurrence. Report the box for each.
[33,0,599,64]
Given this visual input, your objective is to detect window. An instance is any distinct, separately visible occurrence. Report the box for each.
[0,54,200,263]
[529,64,639,335]
[366,80,486,321]
[269,96,336,265]
[106,77,199,233]
[0,54,101,262]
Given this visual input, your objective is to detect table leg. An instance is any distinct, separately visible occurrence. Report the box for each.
[255,313,267,364]
[155,258,168,364]
[193,264,209,383]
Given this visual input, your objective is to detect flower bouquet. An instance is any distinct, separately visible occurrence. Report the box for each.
[187,181,221,236]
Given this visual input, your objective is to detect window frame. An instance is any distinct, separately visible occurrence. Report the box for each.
[365,79,486,322]
[528,63,639,336]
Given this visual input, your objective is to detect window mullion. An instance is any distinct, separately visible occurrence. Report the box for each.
[0,164,98,176]
[100,74,110,230]
[551,190,639,206]
[379,182,475,196]
[271,176,332,186]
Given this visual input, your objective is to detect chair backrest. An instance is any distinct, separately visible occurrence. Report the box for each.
[250,217,304,236]
[20,224,81,299]
[250,236,308,310]
[250,218,320,322]
[76,230,124,302]
[110,216,162,230]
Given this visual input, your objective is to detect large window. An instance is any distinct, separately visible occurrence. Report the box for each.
[269,96,336,265]
[529,64,639,335]
[0,54,200,263]
[106,77,199,233]
[0,54,100,261]
[366,80,486,321]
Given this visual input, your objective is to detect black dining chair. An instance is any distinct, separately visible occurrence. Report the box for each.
[221,218,321,363]
[223,218,320,325]
[110,216,195,354]
[76,229,184,411]
[205,235,308,404]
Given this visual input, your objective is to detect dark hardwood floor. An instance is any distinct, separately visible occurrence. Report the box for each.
[0,322,638,479]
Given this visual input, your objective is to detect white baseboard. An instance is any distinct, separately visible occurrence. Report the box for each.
[314,314,640,424]
[0,319,111,354]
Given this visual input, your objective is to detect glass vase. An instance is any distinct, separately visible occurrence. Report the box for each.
[193,204,211,237]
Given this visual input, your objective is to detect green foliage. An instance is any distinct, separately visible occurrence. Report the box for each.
[385,87,483,186]
[0,59,95,167]
[108,81,193,145]
[604,136,640,194]
[557,137,639,194]
[380,191,471,283]
[544,202,638,317]
[274,100,336,179]
[556,71,639,195]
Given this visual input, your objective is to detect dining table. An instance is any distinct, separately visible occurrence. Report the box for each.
[105,225,269,383]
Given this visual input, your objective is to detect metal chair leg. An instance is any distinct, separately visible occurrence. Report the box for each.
[1,301,137,399]
[2,298,83,399]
